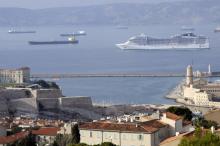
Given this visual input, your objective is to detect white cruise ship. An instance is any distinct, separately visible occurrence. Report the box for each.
[116,33,209,50]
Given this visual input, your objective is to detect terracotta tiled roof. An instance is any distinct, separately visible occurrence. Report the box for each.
[32,127,60,136]
[80,120,167,133]
[141,120,167,129]
[159,131,194,145]
[166,112,182,121]
[0,131,29,144]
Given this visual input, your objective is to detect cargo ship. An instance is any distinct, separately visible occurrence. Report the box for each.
[29,37,78,45]
[116,32,209,50]
[8,29,36,34]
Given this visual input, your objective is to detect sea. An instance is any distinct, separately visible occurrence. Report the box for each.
[0,24,220,105]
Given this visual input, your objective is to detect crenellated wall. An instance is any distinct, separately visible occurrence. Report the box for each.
[0,88,31,100]
[0,87,95,118]
[0,99,8,114]
[31,89,62,99]
[59,96,93,109]
[37,98,59,110]
[10,98,38,114]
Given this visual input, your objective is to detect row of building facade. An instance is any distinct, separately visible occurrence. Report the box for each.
[0,67,30,84]
[0,111,193,146]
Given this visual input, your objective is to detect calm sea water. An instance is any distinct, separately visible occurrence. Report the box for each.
[0,24,219,104]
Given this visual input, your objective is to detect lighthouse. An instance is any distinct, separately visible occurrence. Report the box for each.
[208,64,212,76]
[186,65,193,86]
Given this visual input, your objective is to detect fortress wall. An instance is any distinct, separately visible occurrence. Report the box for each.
[37,98,59,110]
[0,89,30,100]
[59,96,93,109]
[10,98,38,114]
[32,89,62,99]
[0,99,8,114]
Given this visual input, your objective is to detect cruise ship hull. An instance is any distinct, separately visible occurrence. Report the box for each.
[116,43,209,50]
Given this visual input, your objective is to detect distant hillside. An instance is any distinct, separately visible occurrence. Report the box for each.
[0,0,220,26]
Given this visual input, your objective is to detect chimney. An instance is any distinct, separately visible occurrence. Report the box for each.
[130,117,134,123]
[211,126,215,134]
[163,113,167,118]
[125,117,129,122]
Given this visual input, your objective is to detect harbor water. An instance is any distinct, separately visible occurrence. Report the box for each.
[0,24,220,104]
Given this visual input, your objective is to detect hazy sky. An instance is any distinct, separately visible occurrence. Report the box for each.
[0,0,187,9]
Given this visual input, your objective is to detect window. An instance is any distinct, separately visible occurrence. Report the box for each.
[138,134,143,140]
[114,133,118,140]
[97,132,101,138]
[105,133,108,138]
[123,134,126,140]
[90,131,93,137]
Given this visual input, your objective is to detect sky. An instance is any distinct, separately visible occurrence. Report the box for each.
[0,0,187,9]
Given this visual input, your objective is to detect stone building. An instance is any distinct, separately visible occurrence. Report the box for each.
[183,65,220,107]
[0,67,30,84]
[79,112,193,146]
[79,120,166,146]
[32,127,60,146]
[160,112,192,136]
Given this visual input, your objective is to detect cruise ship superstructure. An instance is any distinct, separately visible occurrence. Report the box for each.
[116,33,209,50]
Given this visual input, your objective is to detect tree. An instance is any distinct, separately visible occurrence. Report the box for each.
[100,142,116,146]
[194,117,218,129]
[49,82,60,89]
[166,106,192,120]
[67,143,88,146]
[71,124,80,144]
[9,132,37,146]
[53,134,72,146]
[178,128,220,146]
[34,80,50,88]
[8,126,23,136]
[33,80,60,89]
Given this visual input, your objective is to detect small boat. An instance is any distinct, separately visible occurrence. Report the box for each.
[8,29,36,34]
[214,27,220,33]
[60,30,86,37]
[29,37,78,45]
[77,30,86,35]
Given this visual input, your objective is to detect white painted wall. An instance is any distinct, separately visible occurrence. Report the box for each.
[80,129,157,146]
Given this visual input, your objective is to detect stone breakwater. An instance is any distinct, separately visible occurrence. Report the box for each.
[166,79,185,100]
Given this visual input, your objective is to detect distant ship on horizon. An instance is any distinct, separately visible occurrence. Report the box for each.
[116,32,209,50]
[29,37,78,45]
[60,30,86,37]
[214,26,220,32]
[8,29,36,34]
[181,26,195,31]
[116,25,128,29]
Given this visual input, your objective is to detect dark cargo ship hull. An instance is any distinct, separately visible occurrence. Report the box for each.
[9,31,36,34]
[29,40,78,45]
